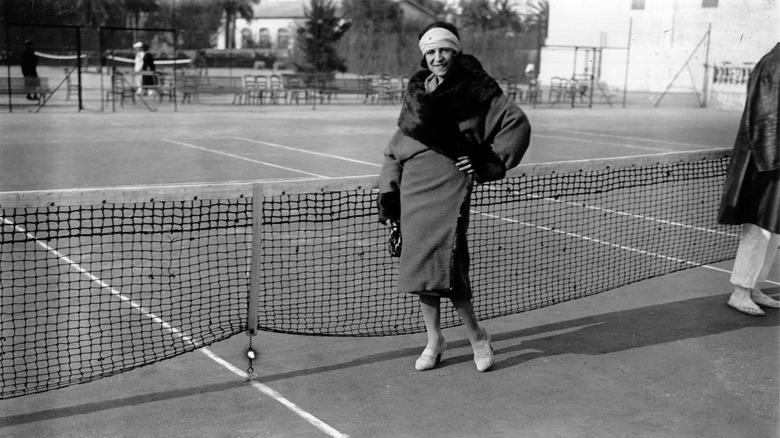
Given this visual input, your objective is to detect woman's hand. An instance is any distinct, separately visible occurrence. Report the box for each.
[456,156,474,174]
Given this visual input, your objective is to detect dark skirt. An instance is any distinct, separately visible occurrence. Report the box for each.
[398,148,473,301]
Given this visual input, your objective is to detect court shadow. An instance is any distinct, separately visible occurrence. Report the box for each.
[483,288,780,371]
[257,289,778,378]
[4,290,776,425]
[0,380,247,427]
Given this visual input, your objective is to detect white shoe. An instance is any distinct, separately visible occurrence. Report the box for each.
[473,328,494,372]
[415,338,447,371]
[751,289,780,309]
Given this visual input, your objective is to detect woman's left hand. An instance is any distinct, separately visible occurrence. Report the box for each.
[456,156,473,174]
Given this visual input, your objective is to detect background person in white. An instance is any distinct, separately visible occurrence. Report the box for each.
[133,41,144,94]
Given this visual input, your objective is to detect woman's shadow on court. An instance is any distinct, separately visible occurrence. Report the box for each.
[448,287,780,371]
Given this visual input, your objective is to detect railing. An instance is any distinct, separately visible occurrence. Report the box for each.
[707,64,753,111]
[711,64,752,86]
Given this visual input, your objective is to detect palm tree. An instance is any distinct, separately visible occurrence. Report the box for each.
[124,0,160,28]
[221,0,260,49]
[493,0,523,33]
[523,0,549,44]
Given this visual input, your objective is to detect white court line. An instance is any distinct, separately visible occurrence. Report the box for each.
[552,129,716,149]
[1,217,200,346]
[232,137,382,168]
[161,138,328,178]
[470,209,780,285]
[1,216,350,438]
[493,187,738,239]
[534,133,678,153]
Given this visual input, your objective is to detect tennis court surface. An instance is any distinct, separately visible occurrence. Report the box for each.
[1,105,777,438]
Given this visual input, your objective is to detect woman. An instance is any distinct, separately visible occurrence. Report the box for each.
[133,41,156,96]
[378,22,531,372]
[718,43,780,316]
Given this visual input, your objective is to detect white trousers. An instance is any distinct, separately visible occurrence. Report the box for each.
[730,223,780,289]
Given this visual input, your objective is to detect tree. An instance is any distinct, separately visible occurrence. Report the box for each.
[296,0,350,74]
[144,0,224,50]
[220,0,259,49]
[522,0,549,44]
[458,0,523,33]
[124,0,161,28]
[459,0,494,33]
[493,0,524,33]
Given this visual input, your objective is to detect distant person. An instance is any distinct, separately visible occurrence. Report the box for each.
[20,39,39,100]
[378,21,531,372]
[718,42,780,316]
[133,41,156,96]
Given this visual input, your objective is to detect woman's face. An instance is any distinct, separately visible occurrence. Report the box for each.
[425,47,455,78]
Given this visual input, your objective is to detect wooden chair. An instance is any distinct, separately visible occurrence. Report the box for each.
[525,78,542,104]
[105,72,135,107]
[156,72,176,102]
[269,74,287,104]
[285,75,307,104]
[548,77,567,103]
[64,68,79,101]
[240,75,256,104]
[252,75,268,104]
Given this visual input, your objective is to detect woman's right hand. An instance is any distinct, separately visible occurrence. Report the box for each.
[455,156,474,174]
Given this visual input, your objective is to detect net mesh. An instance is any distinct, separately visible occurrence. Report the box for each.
[0,149,738,399]
[1,196,252,399]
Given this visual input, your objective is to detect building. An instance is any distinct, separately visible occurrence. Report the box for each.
[539,0,779,107]
[216,0,438,59]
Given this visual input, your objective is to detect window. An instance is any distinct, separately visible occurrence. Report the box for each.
[702,0,718,7]
[277,28,290,50]
[258,28,271,49]
[631,0,645,9]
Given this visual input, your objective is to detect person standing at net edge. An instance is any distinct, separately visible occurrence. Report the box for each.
[20,39,39,101]
[719,43,780,316]
[133,41,156,96]
[378,21,531,371]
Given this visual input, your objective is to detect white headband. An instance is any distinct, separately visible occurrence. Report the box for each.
[418,27,461,55]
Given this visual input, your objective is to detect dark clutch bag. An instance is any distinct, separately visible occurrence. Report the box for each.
[388,219,402,257]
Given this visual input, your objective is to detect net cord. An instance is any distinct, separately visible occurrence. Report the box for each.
[0,148,730,208]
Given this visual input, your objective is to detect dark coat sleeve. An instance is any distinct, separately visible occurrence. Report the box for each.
[378,141,403,224]
[481,94,532,173]
[746,48,779,172]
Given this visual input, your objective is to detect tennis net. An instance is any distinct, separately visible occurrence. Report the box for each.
[0,148,738,399]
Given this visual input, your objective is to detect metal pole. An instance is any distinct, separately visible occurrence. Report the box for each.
[173,0,178,112]
[76,26,83,111]
[701,23,712,108]
[5,5,13,113]
[622,18,632,108]
[654,28,710,108]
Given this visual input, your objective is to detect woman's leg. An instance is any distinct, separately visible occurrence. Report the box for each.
[728,223,773,315]
[451,299,487,344]
[751,231,780,307]
[415,295,447,371]
[419,295,443,347]
[452,299,494,371]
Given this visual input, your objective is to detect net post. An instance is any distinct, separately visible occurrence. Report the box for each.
[246,183,264,337]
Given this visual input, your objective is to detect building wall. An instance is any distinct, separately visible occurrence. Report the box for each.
[541,0,779,93]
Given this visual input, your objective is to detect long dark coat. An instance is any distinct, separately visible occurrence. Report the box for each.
[141,52,156,87]
[378,54,531,300]
[20,47,37,78]
[718,43,780,234]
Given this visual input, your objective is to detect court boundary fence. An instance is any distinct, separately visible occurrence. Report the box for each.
[3,22,181,113]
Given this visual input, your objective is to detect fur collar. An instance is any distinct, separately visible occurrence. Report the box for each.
[397,54,503,157]
[396,54,507,182]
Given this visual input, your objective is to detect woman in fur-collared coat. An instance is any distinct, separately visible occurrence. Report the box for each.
[377,22,531,372]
